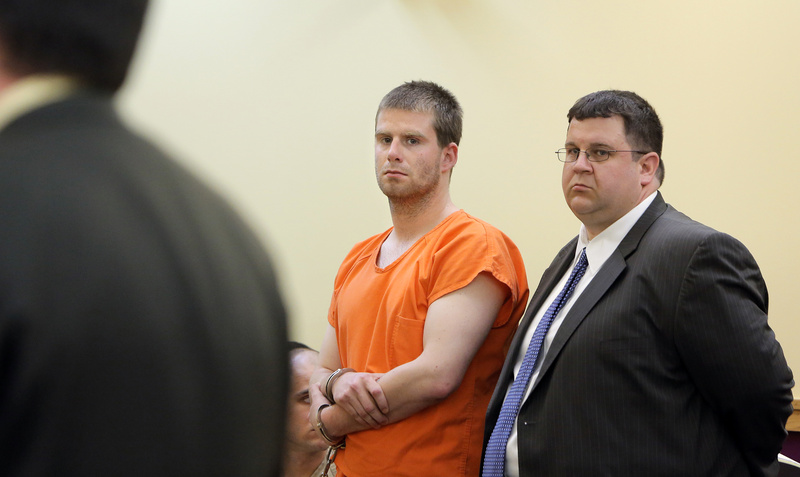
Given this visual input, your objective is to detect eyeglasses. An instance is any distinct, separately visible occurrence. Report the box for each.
[555,148,648,163]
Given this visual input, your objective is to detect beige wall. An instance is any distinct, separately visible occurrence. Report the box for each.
[120,0,799,383]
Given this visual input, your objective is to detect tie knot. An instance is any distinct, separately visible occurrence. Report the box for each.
[577,248,588,268]
[569,248,588,282]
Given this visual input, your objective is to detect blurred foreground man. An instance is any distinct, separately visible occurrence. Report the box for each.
[482,90,793,477]
[0,1,288,475]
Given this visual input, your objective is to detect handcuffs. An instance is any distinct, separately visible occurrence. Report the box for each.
[318,368,354,476]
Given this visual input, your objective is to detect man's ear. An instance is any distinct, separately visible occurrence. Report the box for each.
[639,152,659,186]
[441,143,458,173]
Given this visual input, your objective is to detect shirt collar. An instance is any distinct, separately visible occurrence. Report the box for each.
[576,191,658,274]
[0,75,80,132]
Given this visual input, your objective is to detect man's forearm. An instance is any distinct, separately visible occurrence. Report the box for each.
[320,398,370,438]
[310,362,449,441]
[331,357,455,429]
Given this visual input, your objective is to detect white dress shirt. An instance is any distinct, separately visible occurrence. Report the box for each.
[0,75,77,132]
[504,192,657,477]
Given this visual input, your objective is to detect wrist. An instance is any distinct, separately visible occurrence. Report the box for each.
[323,367,355,403]
[315,404,345,446]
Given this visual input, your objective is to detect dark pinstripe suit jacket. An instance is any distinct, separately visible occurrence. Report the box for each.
[483,192,794,476]
[0,93,288,476]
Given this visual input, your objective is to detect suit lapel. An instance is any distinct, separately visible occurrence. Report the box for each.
[509,240,577,361]
[529,193,669,391]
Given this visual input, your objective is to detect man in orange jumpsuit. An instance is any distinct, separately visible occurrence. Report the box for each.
[309,81,529,477]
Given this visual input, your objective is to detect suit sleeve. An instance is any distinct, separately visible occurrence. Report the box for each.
[674,232,794,476]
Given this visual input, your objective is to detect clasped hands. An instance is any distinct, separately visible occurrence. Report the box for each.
[309,371,389,442]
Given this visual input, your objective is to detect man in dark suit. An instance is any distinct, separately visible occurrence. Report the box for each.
[0,1,288,475]
[482,90,794,476]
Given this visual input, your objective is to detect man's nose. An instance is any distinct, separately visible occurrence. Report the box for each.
[572,150,593,170]
[387,141,402,161]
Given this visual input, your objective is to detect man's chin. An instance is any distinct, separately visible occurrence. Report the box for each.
[309,439,331,452]
[566,197,595,216]
[379,182,410,198]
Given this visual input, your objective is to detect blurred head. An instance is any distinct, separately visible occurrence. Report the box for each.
[376,80,463,149]
[567,90,664,185]
[286,343,328,454]
[0,0,150,93]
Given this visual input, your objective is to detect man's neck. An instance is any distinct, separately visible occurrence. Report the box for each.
[377,193,458,269]
[0,71,18,94]
[388,192,458,244]
[283,448,327,477]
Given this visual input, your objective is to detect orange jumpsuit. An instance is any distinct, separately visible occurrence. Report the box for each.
[328,211,528,476]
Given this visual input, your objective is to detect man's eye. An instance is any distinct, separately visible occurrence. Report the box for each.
[592,149,610,158]
[407,138,419,145]
[567,148,580,156]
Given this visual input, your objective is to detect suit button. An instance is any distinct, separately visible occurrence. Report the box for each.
[523,421,528,426]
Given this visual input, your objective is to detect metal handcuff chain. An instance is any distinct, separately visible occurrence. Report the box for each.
[321,440,345,477]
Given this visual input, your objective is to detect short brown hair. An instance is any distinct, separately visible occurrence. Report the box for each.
[377,80,463,149]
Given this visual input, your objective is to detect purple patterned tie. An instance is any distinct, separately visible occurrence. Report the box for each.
[482,249,588,477]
